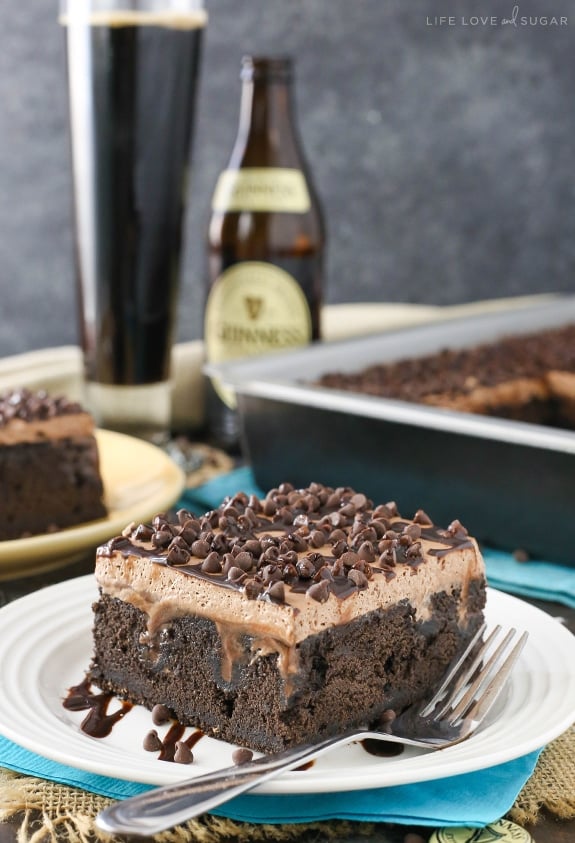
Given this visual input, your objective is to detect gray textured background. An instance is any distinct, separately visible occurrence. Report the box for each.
[0,0,573,357]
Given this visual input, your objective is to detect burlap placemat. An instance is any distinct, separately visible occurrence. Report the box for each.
[0,725,573,843]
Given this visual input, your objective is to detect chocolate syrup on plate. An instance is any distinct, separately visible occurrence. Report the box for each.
[63,676,132,738]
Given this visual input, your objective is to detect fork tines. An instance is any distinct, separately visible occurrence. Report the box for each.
[421,623,528,728]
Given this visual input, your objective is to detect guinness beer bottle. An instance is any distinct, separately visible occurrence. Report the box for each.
[205,55,325,449]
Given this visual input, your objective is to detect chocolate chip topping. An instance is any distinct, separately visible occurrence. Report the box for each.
[174,741,194,764]
[102,483,473,604]
[232,747,254,765]
[143,729,163,752]
[0,388,83,427]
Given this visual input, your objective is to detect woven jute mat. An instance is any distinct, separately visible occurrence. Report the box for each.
[0,725,573,843]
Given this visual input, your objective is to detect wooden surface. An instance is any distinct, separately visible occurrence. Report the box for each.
[0,551,574,843]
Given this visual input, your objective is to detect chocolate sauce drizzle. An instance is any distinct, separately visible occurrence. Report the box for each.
[63,676,132,738]
[100,483,473,607]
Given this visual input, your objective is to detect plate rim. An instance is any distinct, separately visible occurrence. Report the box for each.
[0,576,574,794]
[0,430,186,573]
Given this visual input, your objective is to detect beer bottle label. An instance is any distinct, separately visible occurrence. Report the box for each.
[205,261,312,408]
[211,168,311,213]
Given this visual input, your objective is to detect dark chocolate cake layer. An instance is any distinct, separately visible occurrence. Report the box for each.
[1,438,106,540]
[90,583,484,753]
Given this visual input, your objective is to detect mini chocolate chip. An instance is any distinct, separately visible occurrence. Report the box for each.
[166,544,190,566]
[303,494,321,512]
[222,504,240,519]
[331,539,348,558]
[248,494,262,512]
[178,524,199,545]
[379,708,396,723]
[326,493,342,508]
[385,501,399,516]
[261,564,282,583]
[403,523,422,540]
[307,579,331,602]
[447,518,468,537]
[108,536,131,551]
[143,730,163,752]
[289,533,308,552]
[384,529,399,540]
[265,581,285,603]
[191,539,211,558]
[174,742,193,764]
[340,551,359,568]
[339,503,356,517]
[152,704,171,725]
[310,530,326,548]
[331,558,345,576]
[243,578,264,599]
[244,539,262,555]
[152,530,172,549]
[406,541,422,558]
[413,508,433,526]
[227,566,246,583]
[329,511,345,527]
[353,559,373,579]
[399,534,412,546]
[282,563,298,580]
[232,747,253,765]
[348,569,368,588]
[133,523,154,542]
[351,492,368,509]
[222,553,236,573]
[357,541,376,562]
[329,528,347,543]
[262,546,280,562]
[201,552,222,574]
[234,551,254,571]
[176,508,194,525]
[296,558,316,579]
[314,565,334,582]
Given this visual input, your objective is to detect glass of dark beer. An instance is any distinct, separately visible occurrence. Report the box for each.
[60,0,206,443]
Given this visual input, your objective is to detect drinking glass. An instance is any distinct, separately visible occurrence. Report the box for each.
[60,0,206,444]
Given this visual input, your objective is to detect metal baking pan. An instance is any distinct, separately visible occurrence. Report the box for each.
[206,297,575,564]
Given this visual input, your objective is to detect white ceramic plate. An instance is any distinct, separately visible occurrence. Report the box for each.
[0,579,573,794]
[0,430,186,579]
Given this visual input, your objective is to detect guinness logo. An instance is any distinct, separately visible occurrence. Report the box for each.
[244,296,263,320]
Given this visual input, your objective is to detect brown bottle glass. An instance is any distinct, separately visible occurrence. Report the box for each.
[204,55,325,450]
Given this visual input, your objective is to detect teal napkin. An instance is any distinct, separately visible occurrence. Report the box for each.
[180,467,575,610]
[0,733,540,827]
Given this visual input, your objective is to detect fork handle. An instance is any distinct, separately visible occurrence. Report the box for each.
[96,732,354,836]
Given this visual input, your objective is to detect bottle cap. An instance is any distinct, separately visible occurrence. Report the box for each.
[428,820,533,842]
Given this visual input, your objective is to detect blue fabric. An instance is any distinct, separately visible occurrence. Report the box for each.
[0,733,540,827]
[180,467,575,609]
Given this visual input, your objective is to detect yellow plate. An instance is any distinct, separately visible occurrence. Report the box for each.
[0,430,186,580]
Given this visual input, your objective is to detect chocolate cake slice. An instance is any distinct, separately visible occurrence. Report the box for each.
[0,389,107,540]
[90,482,486,753]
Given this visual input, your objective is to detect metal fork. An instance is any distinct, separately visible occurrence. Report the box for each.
[97,624,527,836]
